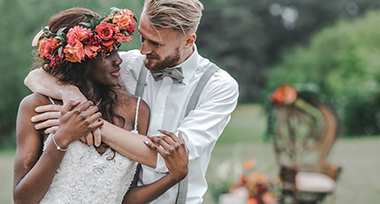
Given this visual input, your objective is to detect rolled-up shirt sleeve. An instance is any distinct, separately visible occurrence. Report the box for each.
[154,70,239,173]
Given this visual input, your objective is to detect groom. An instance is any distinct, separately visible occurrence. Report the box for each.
[25,0,239,203]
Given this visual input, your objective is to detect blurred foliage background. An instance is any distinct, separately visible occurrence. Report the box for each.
[2,0,380,148]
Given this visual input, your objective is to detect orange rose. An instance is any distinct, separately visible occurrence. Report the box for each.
[64,40,85,62]
[95,23,117,47]
[270,85,297,106]
[84,45,101,58]
[113,15,131,30]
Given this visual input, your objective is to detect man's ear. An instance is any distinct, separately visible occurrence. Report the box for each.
[184,33,196,49]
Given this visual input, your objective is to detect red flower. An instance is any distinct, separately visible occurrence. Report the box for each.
[95,22,117,47]
[270,85,297,106]
[116,33,132,44]
[38,37,61,59]
[50,52,64,68]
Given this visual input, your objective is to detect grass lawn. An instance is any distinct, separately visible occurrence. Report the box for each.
[1,104,380,204]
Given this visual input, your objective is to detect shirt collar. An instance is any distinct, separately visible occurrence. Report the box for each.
[171,44,199,85]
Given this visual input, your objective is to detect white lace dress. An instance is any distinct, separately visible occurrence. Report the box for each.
[39,97,142,204]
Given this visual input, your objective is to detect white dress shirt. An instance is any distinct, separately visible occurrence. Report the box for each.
[119,45,239,204]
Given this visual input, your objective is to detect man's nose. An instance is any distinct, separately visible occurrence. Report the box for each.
[140,41,152,55]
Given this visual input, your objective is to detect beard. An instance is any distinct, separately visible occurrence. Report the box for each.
[144,47,180,72]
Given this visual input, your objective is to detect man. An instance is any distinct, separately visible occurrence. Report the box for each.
[25,0,239,203]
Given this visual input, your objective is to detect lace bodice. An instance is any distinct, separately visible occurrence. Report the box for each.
[39,97,142,204]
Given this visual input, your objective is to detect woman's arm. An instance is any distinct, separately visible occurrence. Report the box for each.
[13,96,102,204]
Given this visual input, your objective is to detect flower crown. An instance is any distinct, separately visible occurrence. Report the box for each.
[35,7,136,69]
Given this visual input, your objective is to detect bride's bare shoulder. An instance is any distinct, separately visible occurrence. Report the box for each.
[19,93,51,110]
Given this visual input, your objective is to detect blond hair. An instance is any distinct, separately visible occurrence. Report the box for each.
[142,0,204,35]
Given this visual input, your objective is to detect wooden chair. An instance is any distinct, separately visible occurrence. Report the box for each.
[268,101,341,204]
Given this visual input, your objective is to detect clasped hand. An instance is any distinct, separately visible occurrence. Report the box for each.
[32,100,103,146]
[145,130,189,182]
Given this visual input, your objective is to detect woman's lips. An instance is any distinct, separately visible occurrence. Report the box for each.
[111,68,121,77]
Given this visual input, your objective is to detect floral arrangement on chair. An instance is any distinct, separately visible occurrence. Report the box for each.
[210,158,280,204]
[265,83,341,203]
[229,159,280,204]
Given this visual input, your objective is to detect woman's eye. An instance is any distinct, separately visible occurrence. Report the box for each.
[105,52,112,57]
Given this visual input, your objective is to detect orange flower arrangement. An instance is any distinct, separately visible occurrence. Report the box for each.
[230,159,279,204]
[270,85,297,106]
[35,7,136,69]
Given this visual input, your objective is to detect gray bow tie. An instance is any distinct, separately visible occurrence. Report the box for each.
[151,67,184,83]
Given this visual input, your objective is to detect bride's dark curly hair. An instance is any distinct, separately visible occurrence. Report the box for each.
[33,8,125,155]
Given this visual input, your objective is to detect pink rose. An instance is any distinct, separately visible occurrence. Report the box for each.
[66,26,89,46]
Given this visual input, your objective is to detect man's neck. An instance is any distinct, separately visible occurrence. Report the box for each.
[173,45,195,67]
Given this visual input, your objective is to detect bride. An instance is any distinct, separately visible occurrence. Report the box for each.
[13,7,187,204]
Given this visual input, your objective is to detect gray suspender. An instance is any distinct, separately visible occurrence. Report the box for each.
[184,64,219,117]
[134,64,220,204]
[135,65,148,97]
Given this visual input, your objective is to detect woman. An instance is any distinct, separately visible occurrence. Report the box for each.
[13,7,187,204]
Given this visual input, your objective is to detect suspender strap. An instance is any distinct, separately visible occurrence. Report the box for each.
[135,63,220,204]
[135,65,148,97]
[175,64,220,204]
[184,64,220,117]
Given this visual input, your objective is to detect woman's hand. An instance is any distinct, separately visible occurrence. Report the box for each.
[32,101,103,147]
[145,130,188,182]
[54,100,104,148]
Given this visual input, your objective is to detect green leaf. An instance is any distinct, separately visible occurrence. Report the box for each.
[58,46,63,58]
[42,27,54,37]
[110,7,120,14]
[56,27,67,36]
[90,19,96,30]
[79,22,91,27]
[82,13,94,20]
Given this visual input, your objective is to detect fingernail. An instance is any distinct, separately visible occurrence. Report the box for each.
[35,124,39,129]
[35,107,41,112]
[31,116,36,122]
[143,140,149,145]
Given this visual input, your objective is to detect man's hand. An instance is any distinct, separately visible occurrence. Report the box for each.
[144,130,188,182]
[32,104,63,134]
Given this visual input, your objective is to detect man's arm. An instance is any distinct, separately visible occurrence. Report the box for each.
[101,121,158,168]
[24,68,159,168]
[24,68,86,103]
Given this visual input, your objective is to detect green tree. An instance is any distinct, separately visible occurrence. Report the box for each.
[197,0,380,102]
[266,10,380,136]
